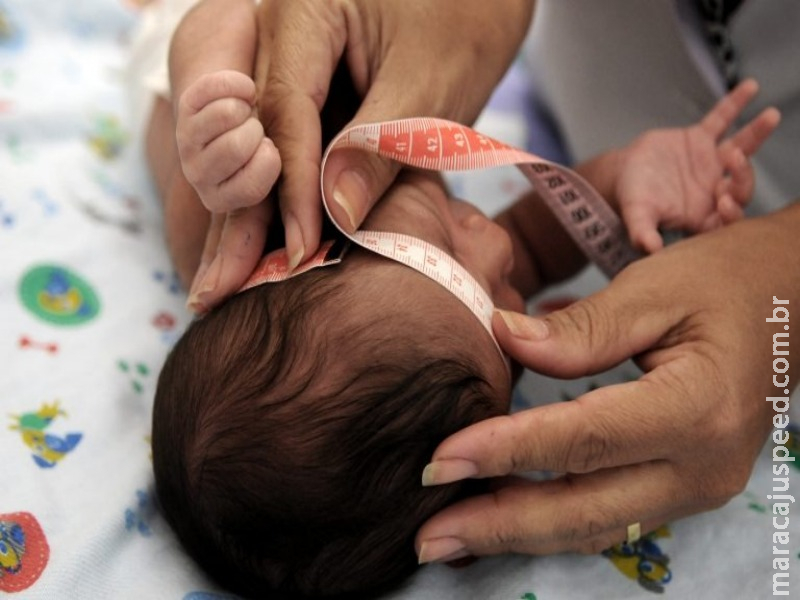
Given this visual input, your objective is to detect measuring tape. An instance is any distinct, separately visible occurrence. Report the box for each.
[240,118,639,356]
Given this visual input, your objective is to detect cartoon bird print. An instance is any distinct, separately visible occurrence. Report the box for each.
[602,526,672,594]
[36,269,88,317]
[9,401,82,468]
[0,520,24,576]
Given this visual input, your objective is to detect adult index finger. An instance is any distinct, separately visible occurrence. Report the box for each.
[257,0,347,268]
[187,201,273,313]
[422,377,683,485]
[417,461,683,560]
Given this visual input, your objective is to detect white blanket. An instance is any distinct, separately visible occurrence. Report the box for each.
[2,1,797,598]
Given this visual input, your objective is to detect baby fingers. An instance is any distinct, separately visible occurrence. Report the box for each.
[215,138,282,212]
[699,78,759,139]
[717,145,754,207]
[717,194,745,225]
[184,118,275,212]
[178,96,254,149]
[620,201,664,254]
[724,106,781,157]
[179,70,256,114]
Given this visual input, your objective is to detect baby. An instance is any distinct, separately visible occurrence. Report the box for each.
[153,170,521,598]
[143,0,779,598]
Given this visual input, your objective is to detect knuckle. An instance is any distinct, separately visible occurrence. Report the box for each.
[563,493,617,547]
[224,130,248,161]
[214,98,251,130]
[551,490,611,548]
[486,526,519,553]
[181,161,203,187]
[561,410,619,473]
[483,489,526,552]
[577,505,609,540]
[557,301,613,364]
[174,126,194,156]
[706,467,749,508]
[693,387,737,445]
[202,191,228,213]
[357,154,400,194]
[229,180,267,210]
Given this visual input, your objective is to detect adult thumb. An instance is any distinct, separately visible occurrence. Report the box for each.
[493,281,678,379]
[321,146,400,234]
[321,56,454,233]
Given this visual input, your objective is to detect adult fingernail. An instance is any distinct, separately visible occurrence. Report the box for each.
[332,170,367,232]
[496,309,549,341]
[186,254,223,312]
[422,458,478,487]
[418,538,468,565]
[283,213,305,272]
[187,260,210,299]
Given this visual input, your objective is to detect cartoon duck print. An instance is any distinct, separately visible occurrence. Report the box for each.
[37,268,89,317]
[87,114,127,160]
[9,401,82,468]
[603,526,672,594]
[0,512,49,593]
[19,265,100,326]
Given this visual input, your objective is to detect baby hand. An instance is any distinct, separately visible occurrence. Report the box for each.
[615,79,780,253]
[175,70,281,213]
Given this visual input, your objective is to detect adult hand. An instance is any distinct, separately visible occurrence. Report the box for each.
[257,0,533,245]
[415,203,800,563]
[615,79,780,253]
[174,0,532,307]
[187,0,533,313]
[186,0,534,313]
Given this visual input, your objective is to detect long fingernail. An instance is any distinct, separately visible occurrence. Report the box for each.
[188,260,210,299]
[418,538,468,565]
[283,213,305,271]
[422,458,478,487]
[186,254,223,312]
[332,170,367,232]
[496,309,549,341]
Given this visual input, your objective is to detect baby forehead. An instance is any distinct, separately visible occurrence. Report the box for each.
[336,253,492,339]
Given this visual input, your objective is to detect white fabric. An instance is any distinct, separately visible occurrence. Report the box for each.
[2,1,798,599]
[126,0,198,132]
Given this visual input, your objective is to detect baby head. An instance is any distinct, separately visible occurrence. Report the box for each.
[152,172,524,599]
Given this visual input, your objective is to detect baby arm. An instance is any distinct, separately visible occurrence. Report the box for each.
[498,79,780,297]
[171,0,281,213]
[579,79,780,252]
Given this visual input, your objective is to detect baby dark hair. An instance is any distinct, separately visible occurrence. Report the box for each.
[152,250,510,599]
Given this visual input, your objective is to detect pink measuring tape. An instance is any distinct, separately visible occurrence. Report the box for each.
[240,118,639,353]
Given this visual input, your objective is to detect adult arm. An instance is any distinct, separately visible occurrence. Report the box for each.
[416,201,800,561]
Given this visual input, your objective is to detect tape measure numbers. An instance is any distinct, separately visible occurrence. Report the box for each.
[241,118,639,357]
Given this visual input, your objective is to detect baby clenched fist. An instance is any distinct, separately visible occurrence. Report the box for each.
[175,69,281,213]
